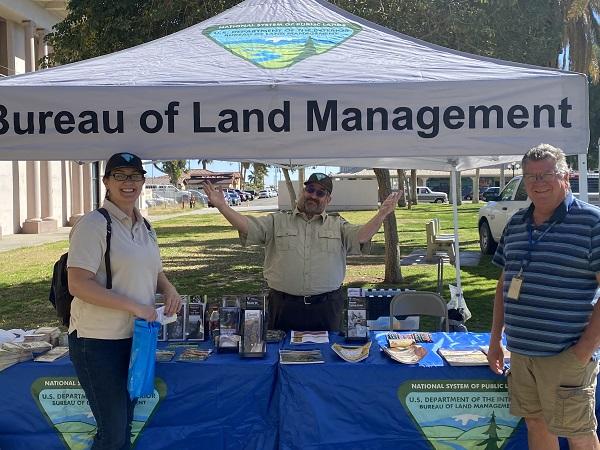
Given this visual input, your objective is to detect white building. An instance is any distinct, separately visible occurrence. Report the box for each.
[0,1,105,237]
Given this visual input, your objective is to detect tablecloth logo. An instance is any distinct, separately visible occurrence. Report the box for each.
[31,377,166,449]
[398,379,523,449]
[202,22,361,69]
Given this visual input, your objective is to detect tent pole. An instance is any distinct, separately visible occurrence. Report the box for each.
[450,167,463,297]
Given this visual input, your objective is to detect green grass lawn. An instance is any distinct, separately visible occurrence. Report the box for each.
[0,203,500,331]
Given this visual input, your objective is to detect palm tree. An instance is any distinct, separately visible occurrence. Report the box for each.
[198,159,212,170]
[560,0,600,81]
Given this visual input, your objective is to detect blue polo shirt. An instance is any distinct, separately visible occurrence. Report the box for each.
[493,193,600,358]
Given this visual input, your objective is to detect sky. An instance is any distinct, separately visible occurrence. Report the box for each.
[145,160,341,187]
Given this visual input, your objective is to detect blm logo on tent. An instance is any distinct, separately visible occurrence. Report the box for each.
[397,379,523,449]
[31,377,166,449]
[203,22,361,69]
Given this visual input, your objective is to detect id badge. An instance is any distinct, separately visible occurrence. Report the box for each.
[507,274,523,300]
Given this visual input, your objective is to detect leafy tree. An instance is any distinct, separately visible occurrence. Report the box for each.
[252,163,269,189]
[46,0,242,65]
[153,160,187,186]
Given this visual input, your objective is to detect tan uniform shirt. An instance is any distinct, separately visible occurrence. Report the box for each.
[67,200,162,339]
[241,208,364,296]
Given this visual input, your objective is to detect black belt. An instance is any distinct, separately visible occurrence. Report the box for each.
[272,288,341,305]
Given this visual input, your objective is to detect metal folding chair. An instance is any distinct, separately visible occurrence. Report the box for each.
[389,291,449,332]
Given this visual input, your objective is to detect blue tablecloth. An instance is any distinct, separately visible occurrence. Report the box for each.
[0,333,598,450]
[0,343,280,450]
[278,332,599,450]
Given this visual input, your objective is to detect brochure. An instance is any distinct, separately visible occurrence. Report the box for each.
[290,330,329,344]
[241,309,264,354]
[166,302,187,341]
[155,350,175,362]
[480,345,511,361]
[187,297,206,341]
[382,344,427,364]
[279,349,324,364]
[34,346,69,362]
[331,341,371,363]
[438,348,489,366]
[176,348,212,362]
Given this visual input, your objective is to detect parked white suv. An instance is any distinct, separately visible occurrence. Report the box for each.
[417,186,448,203]
[478,176,530,254]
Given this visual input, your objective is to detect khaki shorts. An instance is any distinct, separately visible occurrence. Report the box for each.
[507,348,599,437]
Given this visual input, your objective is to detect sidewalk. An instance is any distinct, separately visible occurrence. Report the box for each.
[0,203,277,253]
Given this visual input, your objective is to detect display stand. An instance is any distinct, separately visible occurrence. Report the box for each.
[217,297,241,353]
[240,296,267,357]
[187,295,206,341]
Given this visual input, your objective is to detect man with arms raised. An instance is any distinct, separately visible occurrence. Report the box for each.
[488,144,600,450]
[204,173,400,331]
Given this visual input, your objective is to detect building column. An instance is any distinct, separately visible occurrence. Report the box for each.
[83,163,93,212]
[69,162,85,225]
[23,20,36,72]
[41,161,58,231]
[21,21,55,233]
[22,161,45,233]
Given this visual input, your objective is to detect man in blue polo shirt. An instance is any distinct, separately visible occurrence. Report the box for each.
[488,143,600,450]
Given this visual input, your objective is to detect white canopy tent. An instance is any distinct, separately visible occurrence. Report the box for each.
[0,0,590,299]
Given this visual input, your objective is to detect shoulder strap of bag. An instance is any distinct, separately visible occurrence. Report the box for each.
[96,208,113,289]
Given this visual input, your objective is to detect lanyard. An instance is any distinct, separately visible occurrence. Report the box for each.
[519,219,559,273]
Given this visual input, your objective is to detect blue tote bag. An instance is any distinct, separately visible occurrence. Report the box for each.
[128,319,160,399]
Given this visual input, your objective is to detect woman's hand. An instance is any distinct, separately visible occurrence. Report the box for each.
[163,287,182,317]
[134,304,158,322]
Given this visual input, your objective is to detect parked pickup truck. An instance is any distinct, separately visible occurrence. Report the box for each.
[416,186,448,203]
[477,175,599,254]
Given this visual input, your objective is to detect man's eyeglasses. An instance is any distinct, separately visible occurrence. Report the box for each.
[110,173,145,182]
[305,185,328,198]
[523,172,559,183]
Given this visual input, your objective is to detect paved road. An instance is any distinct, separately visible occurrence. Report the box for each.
[0,197,278,253]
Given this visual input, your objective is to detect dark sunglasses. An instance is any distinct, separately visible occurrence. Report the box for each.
[305,185,328,198]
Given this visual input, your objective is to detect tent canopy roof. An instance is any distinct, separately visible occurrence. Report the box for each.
[0,0,588,168]
[2,0,579,87]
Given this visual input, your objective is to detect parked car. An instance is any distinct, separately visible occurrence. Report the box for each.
[235,189,254,201]
[481,186,501,202]
[416,186,448,203]
[478,176,529,254]
[258,189,271,198]
[463,188,485,201]
[227,191,242,206]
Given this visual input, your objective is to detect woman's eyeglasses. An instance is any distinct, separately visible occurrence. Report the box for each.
[111,173,145,182]
[305,185,328,198]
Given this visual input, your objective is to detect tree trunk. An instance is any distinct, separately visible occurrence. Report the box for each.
[473,168,480,204]
[374,168,402,283]
[282,168,296,207]
[396,169,407,207]
[410,169,418,205]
